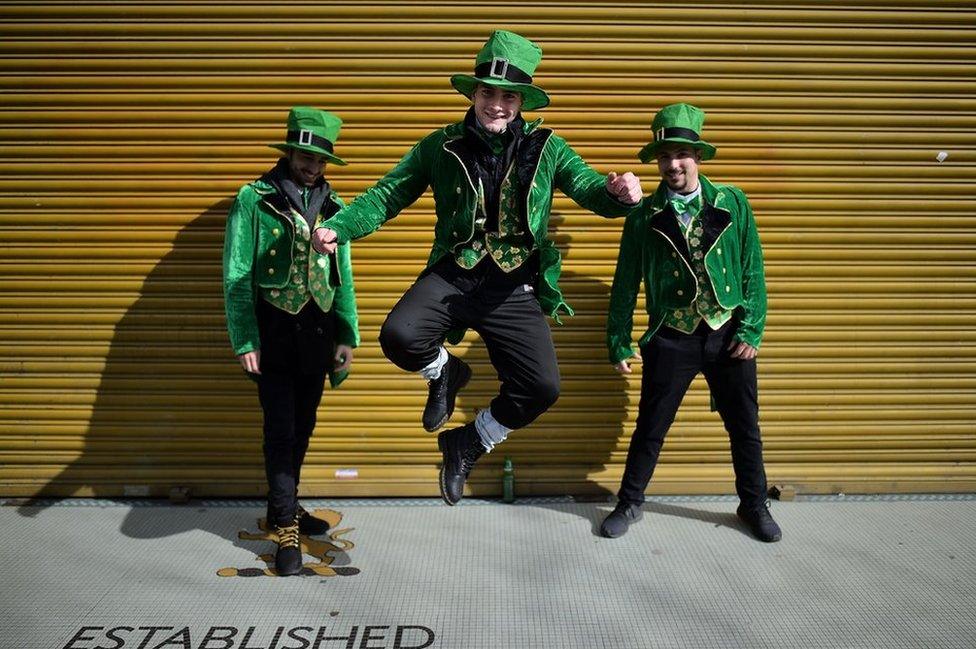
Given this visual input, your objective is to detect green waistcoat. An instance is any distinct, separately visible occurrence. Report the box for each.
[454,163,534,271]
[261,207,336,315]
[662,210,734,333]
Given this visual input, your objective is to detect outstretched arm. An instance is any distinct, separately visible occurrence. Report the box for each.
[554,138,642,217]
[313,136,434,253]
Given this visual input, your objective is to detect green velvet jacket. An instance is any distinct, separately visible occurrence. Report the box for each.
[222,178,360,386]
[606,175,767,364]
[321,117,633,321]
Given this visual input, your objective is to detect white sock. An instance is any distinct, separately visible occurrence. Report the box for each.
[474,408,512,452]
[419,346,448,380]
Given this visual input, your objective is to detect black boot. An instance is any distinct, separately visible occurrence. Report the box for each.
[296,505,330,536]
[437,423,486,505]
[422,354,472,432]
[736,501,783,542]
[273,524,303,576]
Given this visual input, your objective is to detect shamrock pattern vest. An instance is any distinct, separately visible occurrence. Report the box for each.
[663,211,734,333]
[261,209,335,315]
[454,163,534,272]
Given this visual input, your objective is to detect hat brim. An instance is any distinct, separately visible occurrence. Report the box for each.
[638,139,716,164]
[270,143,348,166]
[450,74,550,111]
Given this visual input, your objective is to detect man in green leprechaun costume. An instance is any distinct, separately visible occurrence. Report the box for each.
[602,103,781,542]
[223,106,360,575]
[312,30,642,505]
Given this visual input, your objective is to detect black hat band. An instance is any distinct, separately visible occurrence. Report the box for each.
[655,126,700,143]
[474,58,533,85]
[286,129,335,154]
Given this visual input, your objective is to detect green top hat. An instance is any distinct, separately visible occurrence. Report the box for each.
[638,103,717,163]
[450,30,550,112]
[270,106,348,166]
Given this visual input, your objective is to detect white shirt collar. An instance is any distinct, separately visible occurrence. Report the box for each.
[666,185,702,202]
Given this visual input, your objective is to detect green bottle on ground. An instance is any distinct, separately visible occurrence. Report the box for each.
[502,456,515,503]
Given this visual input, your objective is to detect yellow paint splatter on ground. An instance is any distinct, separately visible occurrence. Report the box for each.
[217,508,360,578]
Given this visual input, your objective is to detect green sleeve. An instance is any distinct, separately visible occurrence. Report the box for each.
[322,134,435,243]
[333,233,360,349]
[222,187,260,356]
[606,209,645,363]
[328,238,359,389]
[552,137,634,218]
[732,188,767,348]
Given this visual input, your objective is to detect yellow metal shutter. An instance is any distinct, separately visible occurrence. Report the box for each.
[1,2,974,498]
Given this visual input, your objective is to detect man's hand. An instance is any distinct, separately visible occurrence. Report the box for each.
[728,340,758,360]
[334,344,354,372]
[238,350,261,374]
[606,171,643,205]
[312,227,339,254]
[613,350,643,374]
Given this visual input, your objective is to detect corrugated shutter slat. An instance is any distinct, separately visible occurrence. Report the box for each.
[1,1,974,498]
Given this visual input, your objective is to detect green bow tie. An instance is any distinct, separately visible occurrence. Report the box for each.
[669,193,702,217]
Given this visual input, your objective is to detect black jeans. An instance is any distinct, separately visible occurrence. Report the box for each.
[254,300,334,526]
[257,369,326,527]
[617,320,769,508]
[379,256,560,430]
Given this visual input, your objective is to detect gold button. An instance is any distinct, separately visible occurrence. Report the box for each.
[673,270,679,277]
[723,267,727,273]
[456,186,461,194]
[671,252,677,258]
[717,248,722,255]
[725,286,731,292]
[268,268,274,275]
[272,228,280,236]
[677,289,684,296]
[269,249,276,256]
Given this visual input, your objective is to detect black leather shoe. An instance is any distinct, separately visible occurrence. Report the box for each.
[274,524,303,576]
[737,502,782,542]
[437,423,486,505]
[600,502,644,538]
[422,355,472,432]
[296,505,329,536]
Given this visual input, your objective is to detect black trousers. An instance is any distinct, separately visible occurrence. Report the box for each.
[379,256,560,431]
[253,300,334,527]
[617,320,769,508]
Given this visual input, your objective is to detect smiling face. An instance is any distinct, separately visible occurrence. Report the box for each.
[472,83,523,133]
[286,148,327,186]
[656,144,702,194]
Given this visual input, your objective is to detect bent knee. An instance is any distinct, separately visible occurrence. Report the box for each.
[379,315,440,372]
[378,317,415,358]
[531,377,560,410]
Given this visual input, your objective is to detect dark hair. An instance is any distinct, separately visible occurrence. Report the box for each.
[474,82,523,98]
